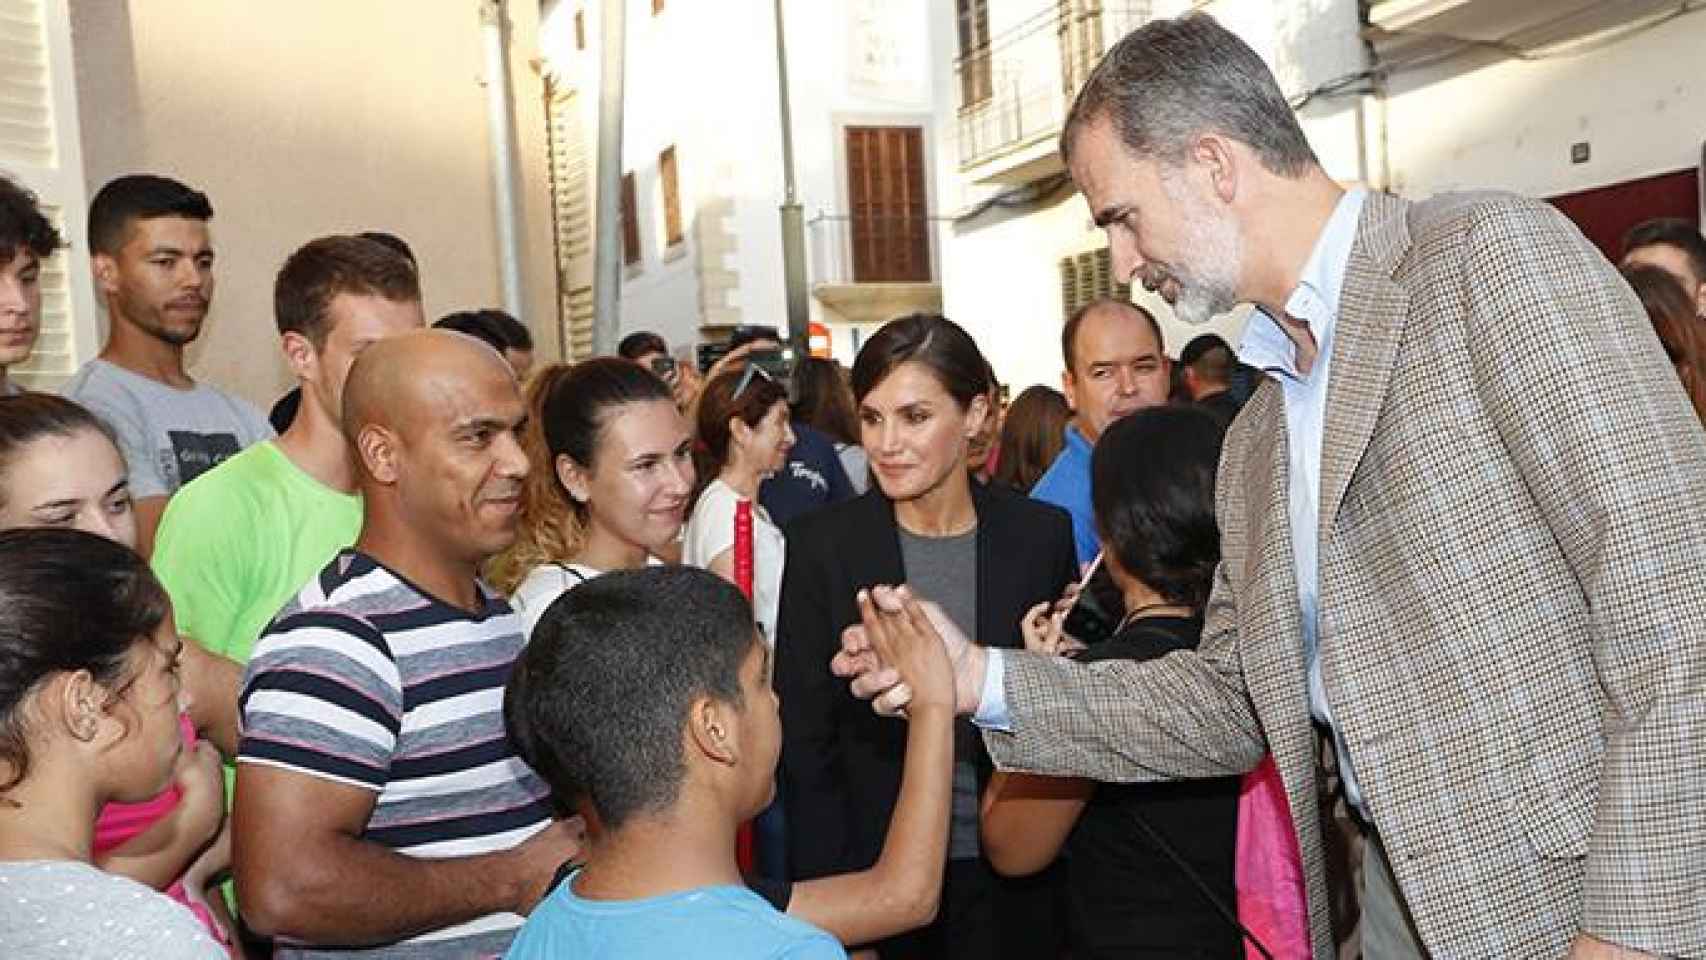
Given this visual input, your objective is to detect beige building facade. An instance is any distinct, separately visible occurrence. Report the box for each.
[5,0,558,407]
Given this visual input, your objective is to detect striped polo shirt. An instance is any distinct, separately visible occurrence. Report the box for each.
[239,550,552,959]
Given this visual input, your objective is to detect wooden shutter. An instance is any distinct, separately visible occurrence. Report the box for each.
[545,82,593,360]
[956,0,991,108]
[620,172,640,265]
[846,126,929,283]
[659,146,682,247]
[0,0,96,390]
[1060,247,1129,320]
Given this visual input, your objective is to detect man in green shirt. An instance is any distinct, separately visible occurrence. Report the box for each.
[153,234,424,680]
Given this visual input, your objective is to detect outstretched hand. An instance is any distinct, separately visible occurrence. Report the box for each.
[831,585,986,718]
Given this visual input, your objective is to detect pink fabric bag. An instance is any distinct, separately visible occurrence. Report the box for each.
[1237,753,1311,959]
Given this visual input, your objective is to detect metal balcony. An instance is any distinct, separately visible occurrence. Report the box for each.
[954,2,1151,182]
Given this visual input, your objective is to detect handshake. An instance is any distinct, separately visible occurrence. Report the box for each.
[832,585,986,719]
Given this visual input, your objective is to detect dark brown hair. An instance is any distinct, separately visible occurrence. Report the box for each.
[0,528,172,796]
[0,175,60,266]
[693,364,788,504]
[1624,265,1706,422]
[275,235,422,348]
[0,395,118,510]
[991,385,1071,493]
[850,313,991,407]
[791,358,859,446]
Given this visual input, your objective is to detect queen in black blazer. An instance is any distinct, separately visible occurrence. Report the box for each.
[775,314,1077,958]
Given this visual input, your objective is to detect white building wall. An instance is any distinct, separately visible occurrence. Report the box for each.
[541,0,935,356]
[1381,12,1706,202]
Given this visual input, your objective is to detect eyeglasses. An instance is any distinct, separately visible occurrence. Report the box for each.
[731,360,775,401]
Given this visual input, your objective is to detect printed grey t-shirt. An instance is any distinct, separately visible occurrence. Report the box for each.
[62,359,273,498]
[897,525,983,861]
[0,860,224,959]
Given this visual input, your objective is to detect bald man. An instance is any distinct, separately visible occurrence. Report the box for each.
[233,331,583,958]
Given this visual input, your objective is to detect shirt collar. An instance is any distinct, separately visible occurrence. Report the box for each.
[1238,188,1368,379]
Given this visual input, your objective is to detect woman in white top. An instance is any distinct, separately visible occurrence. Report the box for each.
[0,528,224,959]
[683,361,794,643]
[489,359,695,638]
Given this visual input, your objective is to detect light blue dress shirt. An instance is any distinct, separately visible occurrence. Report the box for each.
[976,189,1371,810]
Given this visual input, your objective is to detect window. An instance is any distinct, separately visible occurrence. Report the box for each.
[659,146,682,247]
[845,126,930,283]
[574,10,586,50]
[0,0,98,390]
[1059,247,1130,321]
[621,172,641,266]
[1058,0,1105,95]
[955,0,991,109]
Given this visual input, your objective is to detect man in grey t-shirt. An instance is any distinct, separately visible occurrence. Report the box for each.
[62,174,271,557]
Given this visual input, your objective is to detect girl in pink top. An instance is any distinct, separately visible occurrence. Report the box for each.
[0,394,233,949]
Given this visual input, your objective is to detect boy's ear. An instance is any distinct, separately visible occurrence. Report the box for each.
[687,695,737,766]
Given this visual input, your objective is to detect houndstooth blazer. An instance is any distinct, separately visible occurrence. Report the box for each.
[983,190,1706,957]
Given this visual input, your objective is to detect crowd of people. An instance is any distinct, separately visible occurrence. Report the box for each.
[1,10,1704,960]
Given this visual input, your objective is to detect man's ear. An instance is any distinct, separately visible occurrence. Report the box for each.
[357,423,400,484]
[556,454,592,505]
[281,331,319,384]
[1060,370,1079,413]
[687,695,737,767]
[1193,133,1238,205]
[91,252,120,297]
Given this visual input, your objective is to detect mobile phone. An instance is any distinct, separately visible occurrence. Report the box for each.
[650,355,678,383]
[1061,552,1119,646]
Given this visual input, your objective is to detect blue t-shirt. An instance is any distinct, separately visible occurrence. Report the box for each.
[1030,423,1098,567]
[760,422,854,526]
[505,871,845,960]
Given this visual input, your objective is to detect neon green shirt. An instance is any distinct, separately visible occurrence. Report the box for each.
[152,440,362,666]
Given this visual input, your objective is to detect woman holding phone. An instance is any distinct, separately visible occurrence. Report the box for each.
[776,313,1078,959]
[980,405,1244,958]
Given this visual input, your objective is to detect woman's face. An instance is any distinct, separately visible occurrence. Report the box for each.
[860,361,987,504]
[103,615,187,803]
[0,429,135,547]
[560,399,695,555]
[735,401,795,477]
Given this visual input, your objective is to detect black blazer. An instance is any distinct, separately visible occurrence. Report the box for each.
[775,481,1077,880]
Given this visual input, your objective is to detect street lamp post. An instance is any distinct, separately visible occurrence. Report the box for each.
[773,0,810,359]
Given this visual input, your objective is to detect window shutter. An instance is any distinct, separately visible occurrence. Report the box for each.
[544,82,593,360]
[0,0,96,390]
[659,146,682,247]
[620,172,641,266]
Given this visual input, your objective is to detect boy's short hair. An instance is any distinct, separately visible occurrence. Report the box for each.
[505,566,756,829]
[87,174,213,256]
[0,175,61,265]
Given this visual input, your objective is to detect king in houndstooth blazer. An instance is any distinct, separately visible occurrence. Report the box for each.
[981,189,1706,957]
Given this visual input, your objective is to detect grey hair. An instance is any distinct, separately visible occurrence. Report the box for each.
[1061,12,1318,178]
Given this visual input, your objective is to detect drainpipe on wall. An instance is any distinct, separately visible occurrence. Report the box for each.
[592,0,627,353]
[481,0,525,317]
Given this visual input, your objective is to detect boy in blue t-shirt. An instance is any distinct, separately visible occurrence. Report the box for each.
[502,567,845,959]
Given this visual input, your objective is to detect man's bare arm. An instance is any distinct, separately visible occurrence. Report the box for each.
[234,762,583,946]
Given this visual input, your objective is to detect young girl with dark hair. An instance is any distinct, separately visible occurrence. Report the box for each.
[792,357,868,493]
[0,393,233,949]
[0,528,224,958]
[684,362,795,641]
[489,358,695,637]
[777,314,1078,959]
[981,405,1243,958]
[990,385,1071,493]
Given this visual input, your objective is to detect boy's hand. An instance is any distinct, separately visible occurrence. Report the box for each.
[856,587,955,715]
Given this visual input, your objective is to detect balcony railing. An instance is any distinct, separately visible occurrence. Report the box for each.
[955,1,1151,171]
[807,211,949,287]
